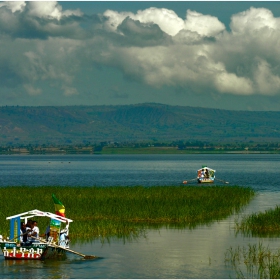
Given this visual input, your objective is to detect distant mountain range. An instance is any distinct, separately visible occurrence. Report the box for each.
[0,103,279,145]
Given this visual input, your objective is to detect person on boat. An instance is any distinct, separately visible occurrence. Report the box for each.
[59,229,69,247]
[44,224,50,241]
[26,219,32,231]
[59,222,70,248]
[20,222,28,244]
[26,220,40,244]
[200,169,205,178]
[205,169,209,178]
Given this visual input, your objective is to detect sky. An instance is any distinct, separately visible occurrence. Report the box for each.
[1,1,280,111]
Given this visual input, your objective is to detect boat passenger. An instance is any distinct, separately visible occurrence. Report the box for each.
[20,222,27,244]
[26,220,40,244]
[59,230,69,247]
[205,169,209,178]
[45,224,50,241]
[201,169,205,178]
[25,219,32,232]
[59,222,70,247]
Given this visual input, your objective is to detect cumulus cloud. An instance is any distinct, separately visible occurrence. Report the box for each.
[184,9,225,37]
[100,6,280,96]
[1,1,83,19]
[230,7,279,34]
[0,2,280,101]
[104,7,225,37]
[0,1,26,13]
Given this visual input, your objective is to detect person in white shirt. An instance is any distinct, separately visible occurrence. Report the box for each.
[201,169,205,178]
[27,220,40,244]
[59,222,70,248]
[25,219,32,232]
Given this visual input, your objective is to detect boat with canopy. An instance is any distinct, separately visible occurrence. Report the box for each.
[182,166,229,184]
[0,209,73,260]
[197,166,215,183]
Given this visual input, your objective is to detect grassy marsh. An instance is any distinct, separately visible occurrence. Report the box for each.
[225,243,280,279]
[236,205,280,237]
[0,185,255,241]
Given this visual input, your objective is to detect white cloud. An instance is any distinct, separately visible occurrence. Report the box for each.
[100,5,280,97]
[1,3,280,103]
[253,59,280,95]
[1,1,82,20]
[0,1,26,13]
[103,9,134,32]
[104,8,184,36]
[184,9,226,37]
[27,2,63,19]
[24,84,42,96]
[214,72,253,95]
[230,7,279,34]
[104,7,225,37]
[132,7,184,36]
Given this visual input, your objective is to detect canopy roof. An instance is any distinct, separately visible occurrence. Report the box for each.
[197,166,216,172]
[6,209,73,223]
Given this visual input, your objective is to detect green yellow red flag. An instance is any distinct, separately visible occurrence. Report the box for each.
[52,194,65,217]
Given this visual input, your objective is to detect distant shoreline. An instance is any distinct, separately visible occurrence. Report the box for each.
[0,147,279,155]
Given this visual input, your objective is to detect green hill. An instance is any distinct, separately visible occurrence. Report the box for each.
[0,103,279,145]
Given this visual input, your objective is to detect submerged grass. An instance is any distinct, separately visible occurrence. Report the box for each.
[0,185,255,241]
[225,243,280,279]
[236,206,280,237]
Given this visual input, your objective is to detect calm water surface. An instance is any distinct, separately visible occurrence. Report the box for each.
[0,153,279,191]
[1,154,280,278]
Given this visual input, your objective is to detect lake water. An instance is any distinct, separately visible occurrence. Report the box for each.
[1,154,280,278]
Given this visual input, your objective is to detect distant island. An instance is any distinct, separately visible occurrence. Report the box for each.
[0,103,280,150]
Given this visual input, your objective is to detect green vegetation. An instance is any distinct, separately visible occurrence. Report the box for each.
[225,243,280,278]
[0,186,255,241]
[236,206,280,237]
[2,141,280,155]
[1,104,280,146]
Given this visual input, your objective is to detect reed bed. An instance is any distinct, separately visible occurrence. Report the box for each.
[236,206,280,237]
[0,185,254,241]
[225,243,280,278]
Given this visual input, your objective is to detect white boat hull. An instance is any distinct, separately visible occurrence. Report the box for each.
[0,241,66,260]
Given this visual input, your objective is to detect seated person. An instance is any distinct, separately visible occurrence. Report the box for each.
[26,220,40,245]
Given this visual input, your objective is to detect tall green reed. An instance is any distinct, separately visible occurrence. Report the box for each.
[225,243,280,279]
[236,206,280,237]
[0,185,254,241]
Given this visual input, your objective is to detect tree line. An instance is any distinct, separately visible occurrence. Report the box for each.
[0,140,280,154]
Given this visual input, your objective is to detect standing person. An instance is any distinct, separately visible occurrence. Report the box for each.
[44,223,51,241]
[20,222,27,244]
[59,221,70,248]
[201,169,205,178]
[25,219,32,243]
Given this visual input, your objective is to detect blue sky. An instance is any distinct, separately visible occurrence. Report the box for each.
[1,1,280,111]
